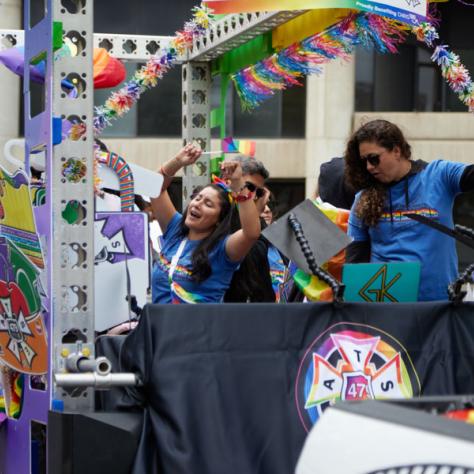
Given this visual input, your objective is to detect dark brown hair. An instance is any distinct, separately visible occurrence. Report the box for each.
[180,184,234,283]
[344,120,411,226]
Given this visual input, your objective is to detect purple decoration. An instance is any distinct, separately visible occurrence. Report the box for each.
[0,238,14,282]
[0,46,73,92]
[95,213,146,264]
[0,47,45,83]
[4,3,53,471]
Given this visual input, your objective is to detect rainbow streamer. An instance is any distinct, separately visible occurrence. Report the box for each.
[221,137,256,157]
[91,6,214,137]
[232,12,410,110]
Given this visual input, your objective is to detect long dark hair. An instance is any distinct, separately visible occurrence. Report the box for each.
[344,119,411,226]
[180,184,234,283]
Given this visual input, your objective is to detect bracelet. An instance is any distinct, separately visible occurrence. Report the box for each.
[159,165,173,178]
[233,189,254,203]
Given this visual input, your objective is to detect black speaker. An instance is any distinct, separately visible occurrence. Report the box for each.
[296,399,474,474]
[48,411,142,474]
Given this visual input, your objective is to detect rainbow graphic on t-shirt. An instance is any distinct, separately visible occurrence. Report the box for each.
[171,281,204,304]
[380,208,438,223]
[158,253,193,278]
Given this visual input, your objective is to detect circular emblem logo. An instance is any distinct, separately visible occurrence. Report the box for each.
[295,322,420,431]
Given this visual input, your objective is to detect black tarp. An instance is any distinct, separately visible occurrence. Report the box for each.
[110,301,474,474]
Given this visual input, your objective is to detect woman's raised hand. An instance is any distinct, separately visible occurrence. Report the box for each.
[175,143,202,167]
[220,161,244,192]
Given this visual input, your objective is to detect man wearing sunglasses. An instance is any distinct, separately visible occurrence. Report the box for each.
[224,156,276,303]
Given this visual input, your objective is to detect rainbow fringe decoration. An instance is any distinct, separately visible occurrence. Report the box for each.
[413,22,474,111]
[92,6,214,137]
[231,9,474,113]
[232,12,410,110]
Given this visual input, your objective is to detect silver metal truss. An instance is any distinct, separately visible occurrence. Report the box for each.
[49,0,96,411]
[181,61,211,204]
[187,10,308,61]
[92,33,174,61]
[0,29,174,61]
[2,9,308,63]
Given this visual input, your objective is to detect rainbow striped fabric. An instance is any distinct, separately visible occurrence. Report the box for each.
[98,151,135,212]
[293,200,350,302]
[0,370,24,419]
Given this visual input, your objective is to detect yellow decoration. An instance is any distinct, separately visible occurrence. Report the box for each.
[272,8,355,50]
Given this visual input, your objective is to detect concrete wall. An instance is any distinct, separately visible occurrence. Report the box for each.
[103,137,307,179]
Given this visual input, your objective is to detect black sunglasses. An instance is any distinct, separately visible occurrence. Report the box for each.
[244,182,265,199]
[361,153,381,167]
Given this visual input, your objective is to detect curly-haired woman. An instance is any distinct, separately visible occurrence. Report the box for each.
[344,119,474,301]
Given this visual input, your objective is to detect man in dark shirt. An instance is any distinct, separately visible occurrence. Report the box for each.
[224,156,275,302]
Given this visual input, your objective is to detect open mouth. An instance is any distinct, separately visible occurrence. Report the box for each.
[189,209,201,219]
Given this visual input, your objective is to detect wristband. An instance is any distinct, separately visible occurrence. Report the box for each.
[233,189,254,202]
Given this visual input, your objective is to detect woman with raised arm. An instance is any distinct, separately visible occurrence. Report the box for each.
[345,119,474,301]
[150,144,261,304]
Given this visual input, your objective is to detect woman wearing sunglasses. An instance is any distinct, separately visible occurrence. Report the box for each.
[150,144,262,304]
[344,119,474,301]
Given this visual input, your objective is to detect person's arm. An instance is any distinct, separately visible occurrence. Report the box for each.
[460,164,474,192]
[223,162,261,262]
[150,143,202,232]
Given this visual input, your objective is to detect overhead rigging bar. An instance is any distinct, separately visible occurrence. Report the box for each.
[1,10,308,62]
[187,10,308,61]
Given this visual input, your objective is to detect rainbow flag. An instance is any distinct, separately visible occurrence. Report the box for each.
[293,201,350,302]
[221,137,256,157]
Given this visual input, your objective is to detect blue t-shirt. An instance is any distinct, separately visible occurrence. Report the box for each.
[348,160,466,301]
[152,213,240,304]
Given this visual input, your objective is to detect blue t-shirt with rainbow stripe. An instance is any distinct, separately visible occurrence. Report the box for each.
[152,213,240,304]
[348,160,466,301]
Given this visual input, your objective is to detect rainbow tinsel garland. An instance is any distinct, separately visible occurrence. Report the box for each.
[92,6,214,137]
[232,12,410,110]
[412,22,474,111]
